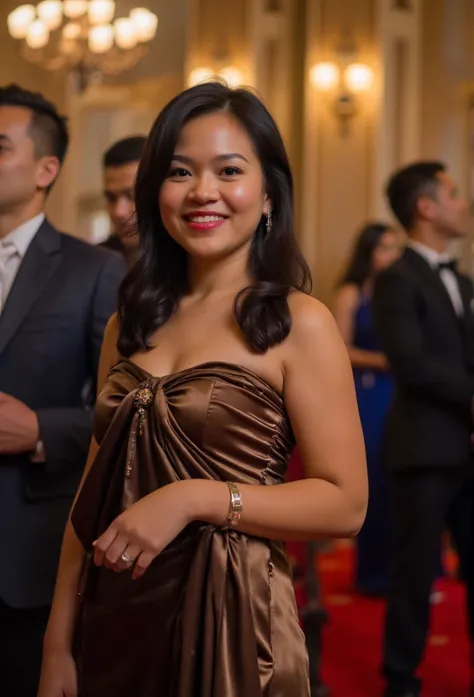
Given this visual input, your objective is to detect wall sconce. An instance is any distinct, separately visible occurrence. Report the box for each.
[310,59,374,135]
[187,65,245,88]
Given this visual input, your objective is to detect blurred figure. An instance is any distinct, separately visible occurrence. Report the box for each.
[373,161,474,697]
[334,222,400,595]
[101,135,146,267]
[0,84,124,697]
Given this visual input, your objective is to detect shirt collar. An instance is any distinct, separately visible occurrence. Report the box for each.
[407,240,451,269]
[1,213,45,258]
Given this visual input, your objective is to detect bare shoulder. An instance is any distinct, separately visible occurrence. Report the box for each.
[287,291,339,342]
[283,291,349,372]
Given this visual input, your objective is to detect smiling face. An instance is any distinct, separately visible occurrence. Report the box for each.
[158,111,271,261]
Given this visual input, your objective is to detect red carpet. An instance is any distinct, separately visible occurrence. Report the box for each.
[317,542,470,697]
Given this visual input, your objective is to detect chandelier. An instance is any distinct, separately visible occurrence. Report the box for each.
[7,1,158,88]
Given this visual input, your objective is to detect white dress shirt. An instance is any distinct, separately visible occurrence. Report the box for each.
[408,240,464,317]
[0,213,45,314]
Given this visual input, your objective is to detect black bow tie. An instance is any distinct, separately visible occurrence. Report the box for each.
[437,260,457,273]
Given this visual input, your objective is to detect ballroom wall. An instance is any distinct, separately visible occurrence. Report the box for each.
[185,0,422,302]
[1,0,473,287]
[421,0,474,271]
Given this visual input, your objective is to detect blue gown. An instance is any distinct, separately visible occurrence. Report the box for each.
[353,295,393,595]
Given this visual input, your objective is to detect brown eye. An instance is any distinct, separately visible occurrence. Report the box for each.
[168,167,190,178]
[222,166,242,176]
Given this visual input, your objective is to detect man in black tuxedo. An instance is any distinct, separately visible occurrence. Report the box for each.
[0,85,125,696]
[373,161,474,697]
[100,135,146,268]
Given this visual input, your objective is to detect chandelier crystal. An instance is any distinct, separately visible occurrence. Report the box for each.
[7,1,158,88]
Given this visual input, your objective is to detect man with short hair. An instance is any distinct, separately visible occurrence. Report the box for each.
[0,83,124,697]
[373,161,474,697]
[101,135,146,267]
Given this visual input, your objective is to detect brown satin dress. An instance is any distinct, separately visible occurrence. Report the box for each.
[71,359,310,697]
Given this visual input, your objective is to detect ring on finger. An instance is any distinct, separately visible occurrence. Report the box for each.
[120,551,134,565]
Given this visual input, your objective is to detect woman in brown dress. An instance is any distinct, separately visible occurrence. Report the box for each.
[38,82,367,697]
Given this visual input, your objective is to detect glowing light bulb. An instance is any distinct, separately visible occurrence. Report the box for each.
[7,5,36,39]
[129,8,158,42]
[344,63,374,92]
[309,62,339,91]
[114,18,138,49]
[218,66,244,87]
[187,66,215,86]
[88,0,115,26]
[37,1,63,31]
[88,23,114,53]
[63,0,87,19]
[25,19,50,49]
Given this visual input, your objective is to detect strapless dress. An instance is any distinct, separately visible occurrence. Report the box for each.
[71,359,310,696]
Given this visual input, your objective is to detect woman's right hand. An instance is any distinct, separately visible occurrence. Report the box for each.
[37,649,78,697]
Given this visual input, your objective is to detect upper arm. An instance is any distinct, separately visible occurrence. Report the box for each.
[283,294,367,501]
[332,284,359,344]
[97,313,120,395]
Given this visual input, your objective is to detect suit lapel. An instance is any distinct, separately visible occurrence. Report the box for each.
[404,247,460,326]
[456,273,474,317]
[0,220,62,357]
[455,273,474,368]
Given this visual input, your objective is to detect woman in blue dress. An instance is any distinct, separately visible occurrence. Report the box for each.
[334,222,401,595]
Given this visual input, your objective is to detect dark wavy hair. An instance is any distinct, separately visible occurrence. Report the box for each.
[117,81,312,357]
[339,222,392,288]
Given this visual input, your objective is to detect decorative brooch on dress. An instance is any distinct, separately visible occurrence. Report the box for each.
[133,380,155,436]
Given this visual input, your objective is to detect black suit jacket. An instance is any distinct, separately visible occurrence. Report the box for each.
[100,235,138,269]
[100,234,125,255]
[0,220,125,608]
[372,247,474,471]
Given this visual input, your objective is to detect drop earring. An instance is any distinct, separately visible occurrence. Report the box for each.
[266,209,272,233]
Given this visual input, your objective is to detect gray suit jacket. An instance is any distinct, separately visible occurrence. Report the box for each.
[0,219,125,608]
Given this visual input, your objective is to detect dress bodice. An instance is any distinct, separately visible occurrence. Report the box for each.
[94,359,294,488]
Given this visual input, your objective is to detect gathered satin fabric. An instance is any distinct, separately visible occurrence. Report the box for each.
[71,360,310,697]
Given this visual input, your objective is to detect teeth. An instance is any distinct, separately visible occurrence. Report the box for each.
[189,215,225,223]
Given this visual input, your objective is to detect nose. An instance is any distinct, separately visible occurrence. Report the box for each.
[112,197,132,222]
[188,173,219,203]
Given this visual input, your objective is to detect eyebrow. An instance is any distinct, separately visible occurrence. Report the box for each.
[171,153,249,164]
[0,134,12,143]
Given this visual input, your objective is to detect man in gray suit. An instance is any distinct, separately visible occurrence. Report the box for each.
[0,84,125,697]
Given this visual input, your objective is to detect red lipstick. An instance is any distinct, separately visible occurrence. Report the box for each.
[183,210,228,231]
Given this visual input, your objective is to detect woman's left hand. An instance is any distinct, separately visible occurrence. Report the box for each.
[92,482,192,580]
